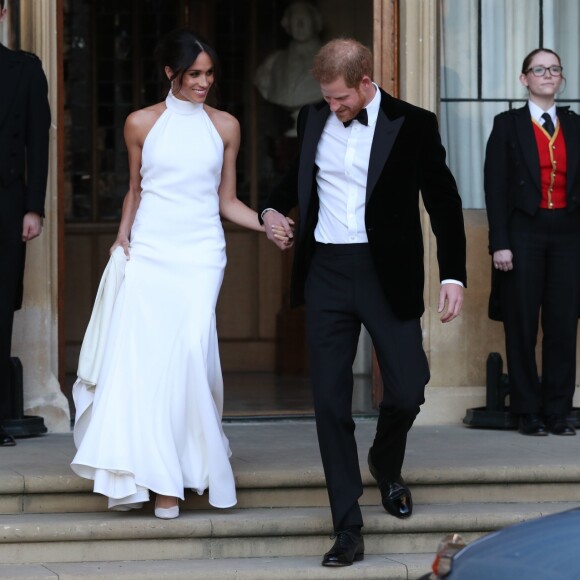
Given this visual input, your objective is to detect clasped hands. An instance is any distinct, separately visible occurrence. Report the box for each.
[263,211,295,250]
[264,210,463,323]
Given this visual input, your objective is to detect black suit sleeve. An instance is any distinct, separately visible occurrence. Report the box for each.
[24,55,51,216]
[258,156,299,224]
[419,111,467,286]
[484,113,512,254]
[258,106,310,223]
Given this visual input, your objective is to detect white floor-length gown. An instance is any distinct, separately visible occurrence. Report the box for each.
[71,91,237,511]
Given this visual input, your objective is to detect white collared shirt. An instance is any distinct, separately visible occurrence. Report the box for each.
[313,83,381,244]
[262,84,462,288]
[528,100,557,128]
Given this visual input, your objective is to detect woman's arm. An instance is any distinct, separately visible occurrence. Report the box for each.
[210,108,292,246]
[111,108,160,256]
[209,109,264,232]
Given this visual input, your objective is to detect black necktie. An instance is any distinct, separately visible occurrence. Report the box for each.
[541,112,555,136]
[343,108,368,128]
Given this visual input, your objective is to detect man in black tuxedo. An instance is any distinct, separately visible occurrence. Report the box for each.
[261,38,466,566]
[0,0,51,447]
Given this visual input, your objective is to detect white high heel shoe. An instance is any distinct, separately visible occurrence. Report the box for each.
[154,497,179,519]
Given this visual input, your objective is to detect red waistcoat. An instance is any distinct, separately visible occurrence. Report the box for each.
[532,119,567,209]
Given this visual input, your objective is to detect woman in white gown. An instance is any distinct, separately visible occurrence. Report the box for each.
[71,30,290,518]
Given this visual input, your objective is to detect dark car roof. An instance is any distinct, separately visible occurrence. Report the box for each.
[449,507,580,579]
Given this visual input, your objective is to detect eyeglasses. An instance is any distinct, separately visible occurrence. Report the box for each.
[525,65,563,77]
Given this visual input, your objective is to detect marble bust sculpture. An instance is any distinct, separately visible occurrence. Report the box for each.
[255,2,323,133]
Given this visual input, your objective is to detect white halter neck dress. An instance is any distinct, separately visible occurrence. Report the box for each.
[71,91,237,510]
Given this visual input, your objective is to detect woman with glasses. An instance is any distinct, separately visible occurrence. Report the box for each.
[484,48,580,437]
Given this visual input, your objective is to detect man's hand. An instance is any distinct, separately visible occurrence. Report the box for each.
[263,210,295,250]
[22,212,43,242]
[438,283,464,323]
[493,249,513,272]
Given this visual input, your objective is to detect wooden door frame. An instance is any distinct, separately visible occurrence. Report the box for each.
[373,0,399,97]
[371,0,399,406]
[57,0,66,391]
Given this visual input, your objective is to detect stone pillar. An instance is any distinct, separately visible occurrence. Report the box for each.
[398,0,490,422]
[12,0,70,432]
[398,0,439,370]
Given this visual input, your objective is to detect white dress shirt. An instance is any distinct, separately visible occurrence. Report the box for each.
[314,83,381,244]
[528,100,557,129]
[313,84,461,287]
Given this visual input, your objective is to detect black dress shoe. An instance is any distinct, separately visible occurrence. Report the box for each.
[0,425,16,447]
[322,529,364,567]
[518,414,548,436]
[546,416,576,436]
[368,450,413,518]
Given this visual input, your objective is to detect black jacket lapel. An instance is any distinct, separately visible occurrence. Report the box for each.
[514,105,541,193]
[296,91,405,214]
[367,108,404,203]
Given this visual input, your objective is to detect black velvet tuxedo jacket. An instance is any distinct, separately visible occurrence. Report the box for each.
[0,43,51,219]
[261,88,467,321]
[484,104,580,254]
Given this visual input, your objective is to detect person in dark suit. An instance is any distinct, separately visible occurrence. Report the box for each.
[0,0,51,447]
[485,48,580,438]
[260,38,466,567]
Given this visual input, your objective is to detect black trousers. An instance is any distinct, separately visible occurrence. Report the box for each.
[500,208,580,416]
[0,199,26,422]
[304,243,430,531]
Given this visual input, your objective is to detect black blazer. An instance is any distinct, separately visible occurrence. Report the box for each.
[0,43,51,218]
[262,88,467,321]
[484,104,580,254]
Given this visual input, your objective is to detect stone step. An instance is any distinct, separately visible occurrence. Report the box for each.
[0,502,576,565]
[2,426,579,576]
[3,462,580,515]
[0,554,433,580]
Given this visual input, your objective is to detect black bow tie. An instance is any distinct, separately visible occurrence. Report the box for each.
[343,108,368,128]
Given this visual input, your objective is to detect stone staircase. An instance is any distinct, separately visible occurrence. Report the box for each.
[1,421,579,579]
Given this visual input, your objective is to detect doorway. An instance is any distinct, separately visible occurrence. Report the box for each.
[62,0,376,418]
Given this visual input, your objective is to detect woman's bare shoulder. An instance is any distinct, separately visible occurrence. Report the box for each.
[126,102,166,128]
[204,106,240,141]
[125,102,167,143]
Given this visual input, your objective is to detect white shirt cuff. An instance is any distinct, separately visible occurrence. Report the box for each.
[441,279,464,287]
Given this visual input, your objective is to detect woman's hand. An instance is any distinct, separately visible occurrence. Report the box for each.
[493,249,513,271]
[111,233,131,258]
